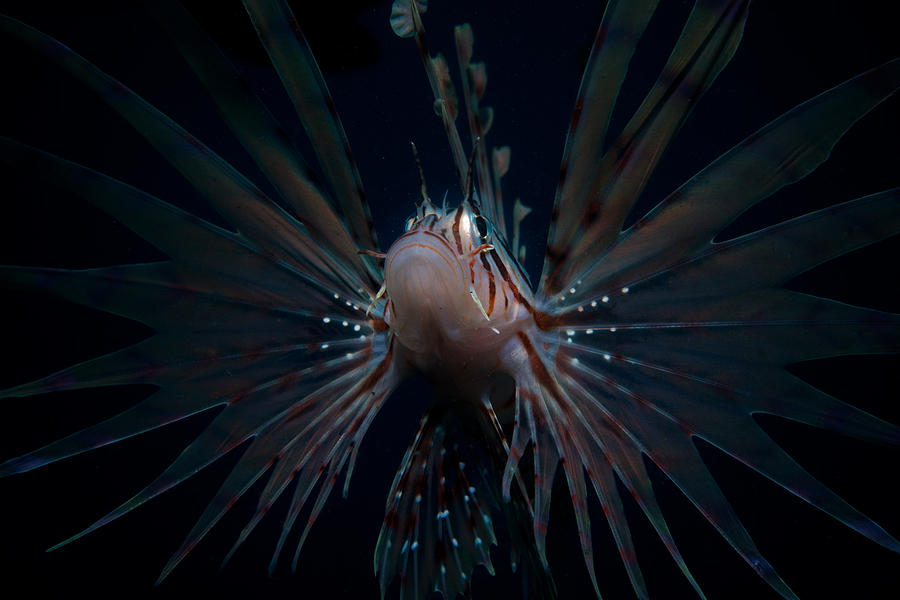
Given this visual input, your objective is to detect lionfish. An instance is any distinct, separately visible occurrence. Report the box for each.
[1,1,898,598]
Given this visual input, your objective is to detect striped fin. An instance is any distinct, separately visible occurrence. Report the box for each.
[374,403,498,600]
[519,53,900,597]
[541,0,750,299]
[454,23,507,236]
[549,0,659,267]
[501,333,601,596]
[611,191,900,305]
[158,339,400,582]
[397,0,470,193]
[0,8,401,583]
[0,138,367,310]
[0,17,373,302]
[557,359,801,599]
[0,140,398,580]
[522,190,900,598]
[242,0,380,260]
[148,1,381,290]
[504,328,801,599]
[563,59,900,306]
[0,247,394,570]
[1,216,396,585]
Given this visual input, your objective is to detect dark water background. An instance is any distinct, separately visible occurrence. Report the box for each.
[1,1,898,598]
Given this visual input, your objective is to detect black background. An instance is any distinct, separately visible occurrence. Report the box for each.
[1,1,898,599]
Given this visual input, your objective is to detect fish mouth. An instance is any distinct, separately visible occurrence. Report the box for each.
[384,230,472,349]
[385,230,467,305]
[386,231,461,279]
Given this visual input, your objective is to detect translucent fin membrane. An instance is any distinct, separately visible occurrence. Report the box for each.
[147,1,381,290]
[0,139,364,312]
[390,0,428,39]
[374,405,497,600]
[561,60,900,308]
[242,0,381,264]
[375,395,558,600]
[508,1,900,598]
[0,15,375,303]
[0,3,402,583]
[548,0,659,264]
[396,1,515,235]
[164,336,400,582]
[542,0,751,298]
[401,0,468,190]
[0,136,403,580]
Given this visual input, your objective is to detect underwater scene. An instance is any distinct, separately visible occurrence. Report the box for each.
[1,1,898,599]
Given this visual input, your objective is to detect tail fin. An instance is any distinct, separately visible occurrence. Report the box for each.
[375,398,556,599]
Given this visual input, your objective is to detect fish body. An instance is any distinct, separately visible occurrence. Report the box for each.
[1,2,899,600]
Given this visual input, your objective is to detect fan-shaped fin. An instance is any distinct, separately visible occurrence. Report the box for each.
[157,341,400,582]
[11,334,379,549]
[0,13,399,579]
[0,16,372,301]
[241,0,380,258]
[613,190,900,303]
[551,0,659,262]
[565,60,900,303]
[375,403,499,600]
[501,331,709,599]
[536,180,900,587]
[543,0,751,297]
[148,1,380,289]
[557,358,801,599]
[0,137,372,315]
[519,262,900,600]
[562,343,900,551]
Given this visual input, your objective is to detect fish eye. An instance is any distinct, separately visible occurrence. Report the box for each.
[473,214,492,242]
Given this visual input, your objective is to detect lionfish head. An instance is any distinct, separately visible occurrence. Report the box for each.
[383,196,528,357]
